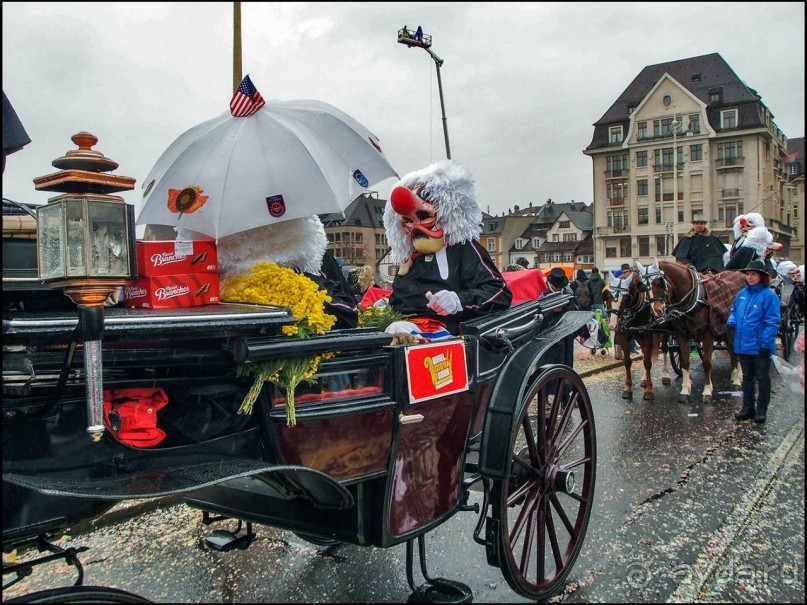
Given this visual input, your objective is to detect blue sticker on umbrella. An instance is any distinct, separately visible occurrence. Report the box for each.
[266,195,286,217]
[353,169,369,188]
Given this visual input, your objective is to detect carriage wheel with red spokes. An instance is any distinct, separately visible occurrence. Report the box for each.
[490,365,596,600]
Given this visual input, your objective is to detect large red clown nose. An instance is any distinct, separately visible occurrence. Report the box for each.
[390,186,417,215]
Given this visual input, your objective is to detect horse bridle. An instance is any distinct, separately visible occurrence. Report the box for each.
[643,264,704,324]
[612,271,651,331]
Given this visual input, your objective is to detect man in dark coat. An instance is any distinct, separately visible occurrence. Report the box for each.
[672,212,724,273]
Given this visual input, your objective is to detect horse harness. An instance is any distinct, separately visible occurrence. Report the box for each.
[643,263,706,325]
[613,265,705,335]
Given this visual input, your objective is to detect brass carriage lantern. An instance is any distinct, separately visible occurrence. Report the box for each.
[34,132,136,441]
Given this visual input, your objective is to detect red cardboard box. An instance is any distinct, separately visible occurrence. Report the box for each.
[136,239,217,277]
[123,273,220,309]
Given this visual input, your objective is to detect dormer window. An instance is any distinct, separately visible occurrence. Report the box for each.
[609,125,623,144]
[708,87,723,105]
[721,109,737,129]
[691,73,702,83]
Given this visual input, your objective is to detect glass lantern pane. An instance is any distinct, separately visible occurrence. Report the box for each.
[37,203,67,281]
[65,199,88,277]
[87,201,130,277]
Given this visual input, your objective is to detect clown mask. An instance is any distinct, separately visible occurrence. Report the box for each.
[389,185,446,255]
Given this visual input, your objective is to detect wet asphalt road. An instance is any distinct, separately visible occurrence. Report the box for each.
[4,344,804,603]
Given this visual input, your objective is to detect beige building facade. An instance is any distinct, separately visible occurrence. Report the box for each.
[585,53,802,271]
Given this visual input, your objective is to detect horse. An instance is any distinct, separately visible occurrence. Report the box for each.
[610,269,672,400]
[641,259,743,403]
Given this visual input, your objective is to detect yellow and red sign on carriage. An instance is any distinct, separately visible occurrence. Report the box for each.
[404,340,469,404]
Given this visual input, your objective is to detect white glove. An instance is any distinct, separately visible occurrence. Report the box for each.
[426,290,462,316]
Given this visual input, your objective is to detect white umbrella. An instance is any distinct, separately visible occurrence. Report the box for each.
[136,99,398,239]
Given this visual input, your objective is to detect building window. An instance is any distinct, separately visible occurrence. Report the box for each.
[637,179,648,196]
[653,120,661,137]
[559,220,570,229]
[533,237,540,248]
[562,233,578,242]
[637,122,648,139]
[552,234,559,242]
[515,238,524,249]
[709,87,722,104]
[607,154,629,175]
[663,147,675,169]
[638,207,649,224]
[541,253,549,262]
[655,207,662,224]
[721,109,737,129]
[717,141,743,160]
[638,236,650,256]
[789,164,798,176]
[552,252,562,262]
[609,126,623,144]
[690,144,703,161]
[620,238,631,257]
[606,247,617,258]
[636,151,648,167]
[655,235,667,255]
[661,118,673,136]
[688,115,700,133]
[563,252,574,262]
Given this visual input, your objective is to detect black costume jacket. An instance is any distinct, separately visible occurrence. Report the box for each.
[673,229,725,273]
[389,241,512,334]
[305,250,358,330]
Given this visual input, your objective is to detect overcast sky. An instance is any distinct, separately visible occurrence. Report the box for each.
[3,2,805,222]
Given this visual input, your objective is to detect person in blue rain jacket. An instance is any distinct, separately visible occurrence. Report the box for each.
[726,259,781,424]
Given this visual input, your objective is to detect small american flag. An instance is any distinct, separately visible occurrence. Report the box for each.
[230,75,265,117]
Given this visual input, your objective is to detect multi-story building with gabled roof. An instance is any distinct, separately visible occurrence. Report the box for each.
[584,52,800,270]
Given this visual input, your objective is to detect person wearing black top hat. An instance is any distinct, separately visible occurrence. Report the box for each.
[726,259,780,424]
[672,212,725,274]
[540,268,575,370]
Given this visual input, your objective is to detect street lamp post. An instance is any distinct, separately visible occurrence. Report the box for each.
[397,27,451,160]
[670,113,684,256]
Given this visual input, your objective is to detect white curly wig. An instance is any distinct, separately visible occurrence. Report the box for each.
[740,225,773,258]
[383,160,483,264]
[214,215,327,279]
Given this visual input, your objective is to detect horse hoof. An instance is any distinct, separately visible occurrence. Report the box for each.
[643,392,655,401]
[662,377,671,386]
[678,394,690,403]
[622,392,633,400]
[702,395,712,403]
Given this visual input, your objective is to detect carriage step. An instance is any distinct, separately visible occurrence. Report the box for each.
[201,513,256,552]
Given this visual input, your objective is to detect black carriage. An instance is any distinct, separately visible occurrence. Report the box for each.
[2,200,596,603]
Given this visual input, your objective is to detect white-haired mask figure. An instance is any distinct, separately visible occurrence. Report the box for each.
[381,160,512,338]
[724,212,774,274]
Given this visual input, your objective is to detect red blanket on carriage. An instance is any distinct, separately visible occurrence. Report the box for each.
[359,269,547,309]
[702,271,747,335]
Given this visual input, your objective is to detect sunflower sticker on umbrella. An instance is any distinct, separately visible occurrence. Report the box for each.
[167,186,209,215]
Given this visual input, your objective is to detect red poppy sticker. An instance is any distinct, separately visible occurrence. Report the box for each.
[266,195,286,217]
[167,186,208,214]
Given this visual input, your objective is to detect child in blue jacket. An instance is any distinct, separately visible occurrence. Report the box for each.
[726,260,781,423]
